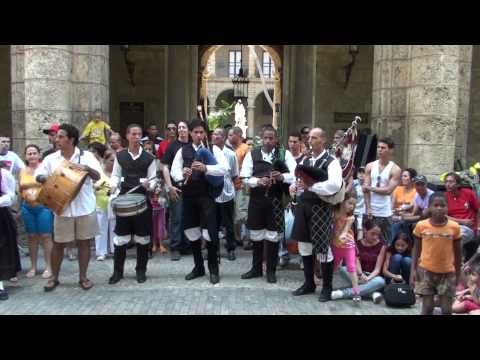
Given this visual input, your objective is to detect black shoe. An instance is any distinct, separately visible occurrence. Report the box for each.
[244,241,253,251]
[235,240,244,247]
[279,256,290,268]
[203,251,208,261]
[0,289,9,301]
[108,272,123,285]
[227,250,236,261]
[185,267,205,281]
[210,273,220,284]
[180,248,192,255]
[318,288,332,302]
[241,268,263,280]
[136,271,147,284]
[292,283,316,296]
[170,250,181,261]
[266,272,277,284]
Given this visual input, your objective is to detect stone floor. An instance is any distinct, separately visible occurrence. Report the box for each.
[0,244,421,315]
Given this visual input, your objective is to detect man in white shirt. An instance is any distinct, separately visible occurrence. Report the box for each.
[0,136,25,178]
[36,124,102,292]
[212,127,239,261]
[290,128,343,302]
[240,125,297,284]
[171,119,228,285]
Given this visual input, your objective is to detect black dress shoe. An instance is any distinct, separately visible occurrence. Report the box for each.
[318,288,332,302]
[210,273,220,284]
[108,272,123,285]
[292,283,316,296]
[241,269,263,280]
[227,251,236,261]
[170,250,181,261]
[136,272,147,284]
[185,267,205,281]
[266,273,277,284]
[0,289,9,301]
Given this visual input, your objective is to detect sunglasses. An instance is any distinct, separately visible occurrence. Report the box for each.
[376,176,381,188]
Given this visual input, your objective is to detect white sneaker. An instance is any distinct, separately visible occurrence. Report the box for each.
[96,256,106,261]
[331,290,344,300]
[372,292,383,304]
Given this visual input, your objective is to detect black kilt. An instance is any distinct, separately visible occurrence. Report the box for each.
[247,195,284,233]
[115,200,152,238]
[292,198,333,256]
[0,207,21,280]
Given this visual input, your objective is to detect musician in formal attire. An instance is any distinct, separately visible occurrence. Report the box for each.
[291,128,343,302]
[108,124,157,285]
[240,125,297,284]
[171,119,228,285]
[36,124,102,292]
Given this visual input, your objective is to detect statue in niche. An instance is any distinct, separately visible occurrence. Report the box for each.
[234,99,247,135]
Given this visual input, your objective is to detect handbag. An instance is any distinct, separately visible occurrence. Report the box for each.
[384,283,416,308]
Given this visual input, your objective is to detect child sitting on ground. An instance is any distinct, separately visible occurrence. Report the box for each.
[383,233,412,284]
[332,193,361,304]
[411,192,462,315]
[453,262,480,315]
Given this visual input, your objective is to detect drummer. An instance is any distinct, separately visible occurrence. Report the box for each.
[36,124,102,292]
[108,123,157,285]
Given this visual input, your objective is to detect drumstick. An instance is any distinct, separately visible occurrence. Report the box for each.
[126,174,158,195]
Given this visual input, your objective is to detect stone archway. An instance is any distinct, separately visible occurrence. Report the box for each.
[198,45,283,137]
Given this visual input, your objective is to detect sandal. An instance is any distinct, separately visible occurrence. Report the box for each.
[26,269,37,278]
[79,279,93,291]
[42,270,52,279]
[44,280,60,292]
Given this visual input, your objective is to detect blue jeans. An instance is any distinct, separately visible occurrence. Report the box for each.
[168,197,188,252]
[388,254,411,284]
[390,221,413,245]
[338,267,385,299]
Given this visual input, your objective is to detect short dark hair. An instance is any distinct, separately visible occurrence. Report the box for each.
[127,124,143,134]
[403,168,418,180]
[378,137,395,149]
[261,124,277,137]
[445,172,462,185]
[189,119,207,132]
[429,192,447,207]
[147,124,157,130]
[300,126,311,135]
[59,123,80,147]
[165,122,176,129]
[231,127,243,137]
[364,219,381,232]
[88,142,107,158]
[288,132,302,140]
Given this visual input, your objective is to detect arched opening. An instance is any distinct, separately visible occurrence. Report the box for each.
[254,89,274,137]
[198,45,282,137]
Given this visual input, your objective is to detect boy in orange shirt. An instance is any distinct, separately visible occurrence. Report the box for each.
[411,192,462,315]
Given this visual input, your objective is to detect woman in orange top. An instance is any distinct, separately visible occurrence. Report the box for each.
[19,145,54,279]
[390,168,417,245]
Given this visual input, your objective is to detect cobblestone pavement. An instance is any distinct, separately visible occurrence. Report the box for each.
[0,246,420,315]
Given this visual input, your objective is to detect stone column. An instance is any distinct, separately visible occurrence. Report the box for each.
[371,45,411,167]
[23,45,74,153]
[71,45,110,132]
[248,45,257,78]
[406,45,472,180]
[247,106,255,138]
[10,45,25,153]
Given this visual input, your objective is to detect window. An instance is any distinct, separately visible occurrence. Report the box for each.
[262,52,275,79]
[229,50,242,78]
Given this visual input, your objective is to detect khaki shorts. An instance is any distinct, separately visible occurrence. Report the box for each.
[54,212,99,243]
[415,267,456,298]
[234,189,249,223]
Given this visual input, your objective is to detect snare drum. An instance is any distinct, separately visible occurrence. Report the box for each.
[111,194,147,218]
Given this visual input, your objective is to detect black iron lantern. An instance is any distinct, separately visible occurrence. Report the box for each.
[232,45,249,101]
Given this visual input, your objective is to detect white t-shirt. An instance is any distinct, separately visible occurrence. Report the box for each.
[0,151,25,177]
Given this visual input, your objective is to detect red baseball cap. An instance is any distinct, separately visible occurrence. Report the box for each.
[43,124,60,135]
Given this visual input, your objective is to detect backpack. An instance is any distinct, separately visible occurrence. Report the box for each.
[384,283,416,308]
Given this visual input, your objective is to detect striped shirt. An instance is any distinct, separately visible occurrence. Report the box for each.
[216,146,239,203]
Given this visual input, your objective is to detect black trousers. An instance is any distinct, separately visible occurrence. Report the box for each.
[183,195,219,244]
[216,200,236,252]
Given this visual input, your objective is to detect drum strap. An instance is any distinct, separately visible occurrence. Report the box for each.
[78,149,84,164]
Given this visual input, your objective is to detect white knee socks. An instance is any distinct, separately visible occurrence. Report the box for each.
[0,281,4,290]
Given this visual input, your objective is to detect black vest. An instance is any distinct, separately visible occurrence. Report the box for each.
[182,144,209,198]
[300,152,335,202]
[250,147,286,199]
[117,149,155,195]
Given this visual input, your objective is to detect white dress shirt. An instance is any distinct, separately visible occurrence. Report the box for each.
[216,146,239,204]
[171,143,229,183]
[239,147,296,188]
[299,150,343,196]
[0,168,16,207]
[110,147,158,192]
[35,148,103,218]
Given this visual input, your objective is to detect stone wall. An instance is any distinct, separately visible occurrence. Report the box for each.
[0,46,10,138]
[110,45,166,135]
[468,45,480,164]
[316,45,373,139]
